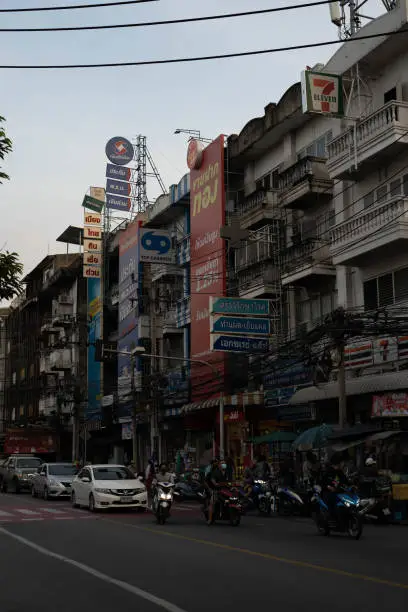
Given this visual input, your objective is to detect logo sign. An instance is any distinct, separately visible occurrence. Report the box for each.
[211,315,270,336]
[106,178,131,197]
[211,334,269,354]
[83,238,101,253]
[90,186,105,203]
[105,136,134,166]
[84,252,102,266]
[224,411,245,423]
[82,194,104,213]
[84,211,102,226]
[106,163,131,181]
[139,228,174,264]
[106,193,131,212]
[301,70,343,116]
[187,138,204,170]
[83,265,101,278]
[210,296,270,317]
[84,226,102,240]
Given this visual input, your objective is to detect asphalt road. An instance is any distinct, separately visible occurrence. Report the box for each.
[0,492,407,612]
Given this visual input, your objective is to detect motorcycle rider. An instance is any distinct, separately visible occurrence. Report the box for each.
[322,453,349,519]
[205,458,228,525]
[152,463,174,511]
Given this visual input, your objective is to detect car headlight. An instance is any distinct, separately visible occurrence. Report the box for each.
[95,488,111,494]
[49,478,63,487]
[137,485,146,493]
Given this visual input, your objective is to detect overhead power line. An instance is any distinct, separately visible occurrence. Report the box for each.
[0,0,158,12]
[0,2,342,32]
[0,27,406,69]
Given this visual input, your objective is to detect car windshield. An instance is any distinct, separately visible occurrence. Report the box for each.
[16,458,42,468]
[48,465,78,476]
[93,467,134,481]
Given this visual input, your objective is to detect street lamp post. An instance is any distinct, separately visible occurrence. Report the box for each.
[110,347,226,462]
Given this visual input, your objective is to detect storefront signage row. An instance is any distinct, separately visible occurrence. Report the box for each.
[372,393,408,418]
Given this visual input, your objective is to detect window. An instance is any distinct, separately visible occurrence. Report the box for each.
[376,185,388,204]
[297,130,333,160]
[390,179,402,198]
[384,87,397,104]
[364,267,408,310]
[363,192,374,209]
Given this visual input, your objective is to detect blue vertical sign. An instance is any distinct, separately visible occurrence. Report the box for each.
[118,219,141,419]
[87,277,102,420]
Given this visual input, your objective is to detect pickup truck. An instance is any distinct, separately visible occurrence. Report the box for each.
[0,455,44,493]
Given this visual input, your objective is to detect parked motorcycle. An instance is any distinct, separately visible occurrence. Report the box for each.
[153,482,177,525]
[274,484,305,516]
[202,485,242,526]
[312,484,363,539]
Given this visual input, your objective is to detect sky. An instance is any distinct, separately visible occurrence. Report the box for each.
[0,0,385,279]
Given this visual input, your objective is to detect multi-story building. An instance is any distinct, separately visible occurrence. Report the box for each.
[0,307,9,436]
[4,253,87,457]
[229,1,408,431]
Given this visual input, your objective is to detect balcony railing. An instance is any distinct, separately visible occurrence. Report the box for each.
[327,101,408,179]
[151,264,183,282]
[236,190,279,228]
[279,156,333,208]
[162,307,181,334]
[282,239,331,275]
[238,262,280,297]
[330,196,408,264]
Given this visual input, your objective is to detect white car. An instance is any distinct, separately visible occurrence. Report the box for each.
[71,464,148,512]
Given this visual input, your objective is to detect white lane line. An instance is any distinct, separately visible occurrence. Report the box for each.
[15,509,41,515]
[21,518,44,522]
[0,511,13,517]
[53,516,75,520]
[0,527,188,612]
[39,508,66,514]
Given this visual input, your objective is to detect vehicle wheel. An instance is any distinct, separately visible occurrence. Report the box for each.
[316,513,330,536]
[13,479,20,494]
[348,513,363,540]
[71,491,79,508]
[31,486,37,498]
[43,487,49,501]
[258,497,271,515]
[229,510,241,527]
[89,494,97,512]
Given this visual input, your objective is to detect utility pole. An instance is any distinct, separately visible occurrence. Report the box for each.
[130,352,139,470]
[337,340,347,428]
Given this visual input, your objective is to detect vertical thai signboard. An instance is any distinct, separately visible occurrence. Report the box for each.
[83,203,104,421]
[189,135,226,401]
[117,218,141,419]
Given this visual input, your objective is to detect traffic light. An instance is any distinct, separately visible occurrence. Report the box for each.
[95,339,104,362]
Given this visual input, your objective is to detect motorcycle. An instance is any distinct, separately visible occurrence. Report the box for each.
[312,484,363,539]
[174,476,203,502]
[274,483,305,516]
[237,479,271,514]
[153,482,177,525]
[358,477,392,525]
[202,485,242,526]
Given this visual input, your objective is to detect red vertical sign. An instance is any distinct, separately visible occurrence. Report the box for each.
[190,135,226,401]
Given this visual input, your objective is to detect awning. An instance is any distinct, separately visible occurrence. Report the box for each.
[366,430,401,442]
[289,371,408,405]
[331,439,366,452]
[178,391,264,416]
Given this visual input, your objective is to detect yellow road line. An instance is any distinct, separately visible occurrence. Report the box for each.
[100,517,408,591]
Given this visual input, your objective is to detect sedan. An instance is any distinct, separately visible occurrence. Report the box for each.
[71,464,148,512]
[31,463,79,500]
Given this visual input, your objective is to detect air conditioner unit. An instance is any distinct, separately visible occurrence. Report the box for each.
[58,294,73,305]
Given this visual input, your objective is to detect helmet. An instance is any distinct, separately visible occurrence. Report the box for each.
[365,457,376,467]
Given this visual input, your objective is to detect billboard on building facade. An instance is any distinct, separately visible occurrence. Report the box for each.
[189,135,226,401]
[117,218,142,418]
[87,277,103,420]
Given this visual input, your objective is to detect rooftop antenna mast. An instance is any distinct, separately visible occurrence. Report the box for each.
[330,1,396,40]
[132,135,166,217]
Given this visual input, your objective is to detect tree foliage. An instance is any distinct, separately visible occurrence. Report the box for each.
[0,115,12,183]
[0,251,23,301]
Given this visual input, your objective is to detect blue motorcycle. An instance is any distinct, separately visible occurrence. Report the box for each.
[311,484,363,539]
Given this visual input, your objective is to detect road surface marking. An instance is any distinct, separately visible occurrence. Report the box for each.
[53,516,75,520]
[102,519,408,592]
[15,509,40,515]
[39,508,66,514]
[0,527,188,612]
[21,518,44,522]
[0,511,13,517]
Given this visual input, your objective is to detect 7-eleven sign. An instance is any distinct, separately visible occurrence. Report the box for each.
[301,70,343,117]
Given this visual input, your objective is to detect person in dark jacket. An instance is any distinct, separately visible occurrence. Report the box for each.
[322,453,348,518]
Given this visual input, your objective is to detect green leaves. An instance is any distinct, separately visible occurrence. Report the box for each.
[0,251,23,301]
[0,115,12,183]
